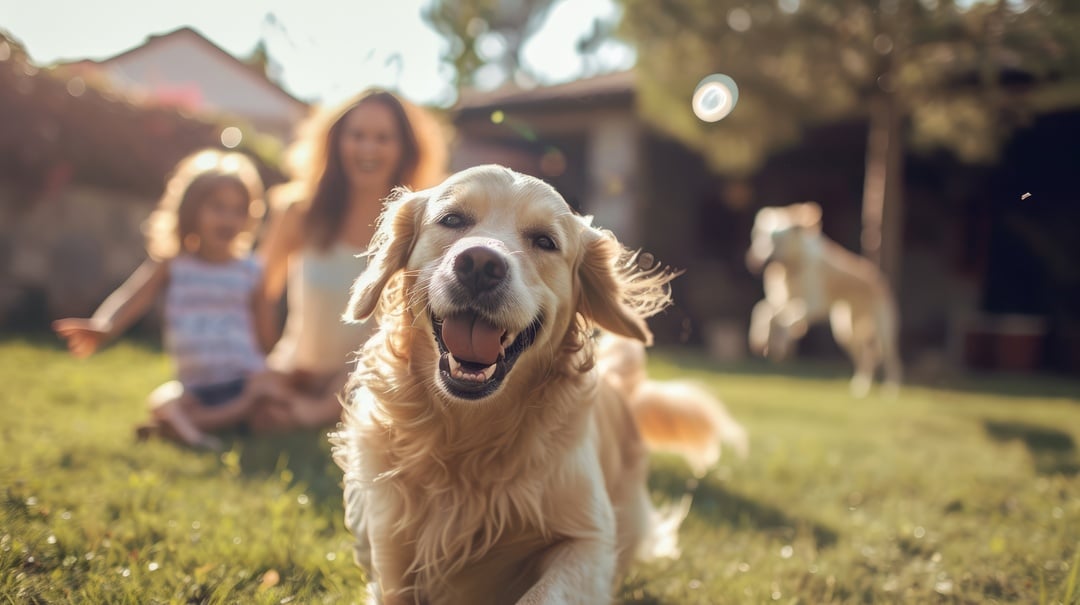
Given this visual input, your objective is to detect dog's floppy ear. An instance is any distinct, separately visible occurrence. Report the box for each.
[753,206,776,229]
[344,188,428,322]
[794,201,822,231]
[578,221,681,346]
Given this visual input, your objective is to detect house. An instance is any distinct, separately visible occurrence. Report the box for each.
[0,33,283,328]
[452,71,641,244]
[55,27,308,140]
[450,71,1080,375]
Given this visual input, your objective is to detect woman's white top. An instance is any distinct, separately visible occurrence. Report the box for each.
[268,243,373,374]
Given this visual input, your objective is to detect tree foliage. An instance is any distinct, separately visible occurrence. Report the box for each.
[423,0,558,89]
[617,0,1080,280]
[243,39,275,83]
[617,0,1080,175]
[424,0,632,92]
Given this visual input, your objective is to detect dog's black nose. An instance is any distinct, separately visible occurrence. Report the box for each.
[454,246,508,293]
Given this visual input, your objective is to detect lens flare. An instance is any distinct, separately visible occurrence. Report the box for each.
[220,126,243,148]
[692,74,739,123]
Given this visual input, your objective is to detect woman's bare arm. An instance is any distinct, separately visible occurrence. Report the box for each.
[258,195,305,306]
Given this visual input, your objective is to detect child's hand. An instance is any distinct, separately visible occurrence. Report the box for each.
[52,318,110,358]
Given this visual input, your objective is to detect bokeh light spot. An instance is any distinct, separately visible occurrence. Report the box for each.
[873,34,894,55]
[692,74,739,122]
[876,73,896,93]
[491,110,505,124]
[220,126,243,149]
[728,8,752,32]
[66,77,86,97]
[539,147,566,177]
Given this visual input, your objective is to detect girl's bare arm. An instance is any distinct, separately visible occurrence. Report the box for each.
[53,259,169,357]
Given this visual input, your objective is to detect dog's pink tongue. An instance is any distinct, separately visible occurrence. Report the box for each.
[441,313,503,365]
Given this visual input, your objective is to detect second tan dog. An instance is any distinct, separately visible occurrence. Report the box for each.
[746,202,902,397]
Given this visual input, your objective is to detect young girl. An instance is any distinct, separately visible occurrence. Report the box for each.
[53,148,279,449]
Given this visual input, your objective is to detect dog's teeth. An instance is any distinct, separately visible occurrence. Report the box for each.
[501,331,517,354]
[446,353,498,383]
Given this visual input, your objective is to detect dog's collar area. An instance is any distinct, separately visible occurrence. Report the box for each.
[432,313,542,400]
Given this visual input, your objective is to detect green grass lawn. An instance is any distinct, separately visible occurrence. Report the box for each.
[1,338,1078,604]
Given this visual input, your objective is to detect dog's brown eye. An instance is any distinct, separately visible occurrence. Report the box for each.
[438,213,468,229]
[534,235,558,251]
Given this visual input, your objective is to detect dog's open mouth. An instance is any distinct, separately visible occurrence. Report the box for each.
[432,311,542,400]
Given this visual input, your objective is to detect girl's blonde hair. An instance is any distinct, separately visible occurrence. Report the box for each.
[144,148,266,260]
[279,88,448,250]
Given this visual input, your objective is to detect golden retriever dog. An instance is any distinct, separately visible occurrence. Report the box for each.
[746,201,902,397]
[333,165,743,604]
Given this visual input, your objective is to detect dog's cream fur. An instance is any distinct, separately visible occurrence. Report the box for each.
[746,202,902,397]
[333,165,743,604]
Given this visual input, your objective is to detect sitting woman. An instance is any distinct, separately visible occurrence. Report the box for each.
[252,88,446,432]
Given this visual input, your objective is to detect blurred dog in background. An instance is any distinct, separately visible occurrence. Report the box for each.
[746,202,902,397]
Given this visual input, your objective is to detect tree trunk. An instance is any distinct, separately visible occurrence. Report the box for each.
[860,92,905,293]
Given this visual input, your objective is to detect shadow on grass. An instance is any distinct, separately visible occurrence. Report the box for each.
[652,347,854,382]
[655,345,1080,401]
[984,420,1080,476]
[229,428,345,507]
[618,575,667,605]
[912,371,1080,401]
[648,458,839,550]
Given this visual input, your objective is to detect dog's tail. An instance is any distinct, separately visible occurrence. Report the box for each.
[628,379,749,477]
[626,379,749,563]
[597,333,749,477]
[597,334,748,563]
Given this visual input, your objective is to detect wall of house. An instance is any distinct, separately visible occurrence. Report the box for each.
[637,134,762,352]
[0,184,153,328]
[585,114,642,247]
[451,106,642,241]
[966,110,1080,373]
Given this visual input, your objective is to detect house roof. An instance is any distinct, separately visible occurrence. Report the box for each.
[454,70,635,115]
[56,26,309,111]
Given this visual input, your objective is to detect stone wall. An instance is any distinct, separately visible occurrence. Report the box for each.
[0,183,154,327]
